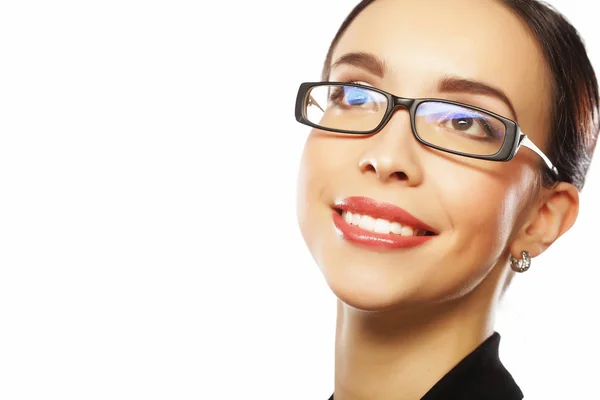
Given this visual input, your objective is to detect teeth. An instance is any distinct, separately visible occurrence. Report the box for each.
[373,219,390,234]
[390,222,403,235]
[340,211,428,237]
[358,215,375,231]
[344,211,353,224]
[401,226,414,237]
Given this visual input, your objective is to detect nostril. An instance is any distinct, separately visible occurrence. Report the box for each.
[363,164,377,174]
[393,171,408,180]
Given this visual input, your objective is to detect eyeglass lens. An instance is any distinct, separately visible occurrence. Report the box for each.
[305,84,507,156]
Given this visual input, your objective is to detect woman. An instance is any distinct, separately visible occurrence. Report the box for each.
[294,0,599,398]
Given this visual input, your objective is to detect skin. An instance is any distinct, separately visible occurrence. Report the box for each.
[296,0,580,399]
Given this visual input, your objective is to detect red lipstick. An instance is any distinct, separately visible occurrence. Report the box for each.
[332,196,437,250]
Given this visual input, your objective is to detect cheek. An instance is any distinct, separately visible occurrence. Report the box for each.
[296,142,314,238]
[436,164,525,263]
[409,166,526,303]
[296,133,338,245]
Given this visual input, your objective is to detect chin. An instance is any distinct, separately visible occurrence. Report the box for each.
[325,268,419,312]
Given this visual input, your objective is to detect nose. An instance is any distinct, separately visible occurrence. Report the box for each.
[357,110,424,186]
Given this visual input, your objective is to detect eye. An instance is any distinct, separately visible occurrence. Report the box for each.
[425,105,502,140]
[343,86,371,106]
[329,84,383,112]
[443,112,493,137]
[446,113,492,135]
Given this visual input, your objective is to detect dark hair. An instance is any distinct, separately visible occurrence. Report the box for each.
[321,0,599,190]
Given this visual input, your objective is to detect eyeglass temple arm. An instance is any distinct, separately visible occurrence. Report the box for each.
[519,135,559,176]
[308,95,325,113]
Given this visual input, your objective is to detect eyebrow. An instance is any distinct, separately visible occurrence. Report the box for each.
[327,52,518,121]
[438,75,518,121]
[328,52,387,78]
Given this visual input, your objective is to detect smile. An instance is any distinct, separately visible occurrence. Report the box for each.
[340,211,431,237]
[332,196,437,250]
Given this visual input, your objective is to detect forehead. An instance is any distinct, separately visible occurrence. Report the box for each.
[331,0,552,138]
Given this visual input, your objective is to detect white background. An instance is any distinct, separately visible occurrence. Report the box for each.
[0,1,598,399]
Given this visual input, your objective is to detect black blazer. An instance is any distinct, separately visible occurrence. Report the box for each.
[328,332,523,399]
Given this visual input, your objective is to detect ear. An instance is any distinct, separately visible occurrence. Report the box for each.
[509,182,579,258]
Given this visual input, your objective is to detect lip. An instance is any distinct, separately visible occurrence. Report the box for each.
[334,197,438,233]
[331,196,438,250]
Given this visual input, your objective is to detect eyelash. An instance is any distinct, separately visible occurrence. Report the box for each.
[334,77,372,87]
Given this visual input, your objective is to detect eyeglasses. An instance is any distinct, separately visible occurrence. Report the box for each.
[295,82,558,176]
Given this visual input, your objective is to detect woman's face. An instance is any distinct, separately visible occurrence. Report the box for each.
[297,0,553,310]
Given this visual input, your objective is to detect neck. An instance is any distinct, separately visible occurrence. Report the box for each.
[333,264,509,400]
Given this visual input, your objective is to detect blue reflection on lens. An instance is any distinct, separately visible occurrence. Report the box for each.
[417,102,503,139]
[344,87,370,105]
[419,102,480,120]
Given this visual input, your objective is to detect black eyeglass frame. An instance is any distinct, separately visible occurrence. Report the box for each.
[295,82,559,176]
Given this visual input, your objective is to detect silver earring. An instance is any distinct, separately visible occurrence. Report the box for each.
[510,251,531,273]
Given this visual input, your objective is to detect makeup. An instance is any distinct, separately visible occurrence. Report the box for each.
[332,196,437,250]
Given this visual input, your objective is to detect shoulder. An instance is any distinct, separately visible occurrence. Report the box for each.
[328,332,524,400]
[422,332,524,400]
